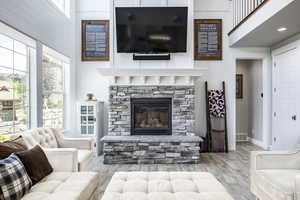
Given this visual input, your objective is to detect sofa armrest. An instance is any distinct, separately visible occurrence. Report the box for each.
[58,138,92,150]
[251,150,300,171]
[295,176,300,200]
[43,148,78,172]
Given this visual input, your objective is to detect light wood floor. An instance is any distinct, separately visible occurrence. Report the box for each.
[92,142,261,200]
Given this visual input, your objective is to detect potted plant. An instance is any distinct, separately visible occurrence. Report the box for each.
[86,93,94,101]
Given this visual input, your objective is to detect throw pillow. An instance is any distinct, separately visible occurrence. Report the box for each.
[0,154,32,200]
[0,136,27,159]
[16,145,53,184]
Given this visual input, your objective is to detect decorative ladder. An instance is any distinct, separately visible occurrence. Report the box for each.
[205,81,229,153]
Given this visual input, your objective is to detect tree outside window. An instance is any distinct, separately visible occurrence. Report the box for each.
[0,34,30,139]
[42,53,67,129]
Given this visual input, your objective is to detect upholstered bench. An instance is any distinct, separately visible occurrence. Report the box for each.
[101,172,233,200]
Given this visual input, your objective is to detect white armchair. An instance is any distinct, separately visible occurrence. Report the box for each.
[250,149,300,200]
[20,128,94,172]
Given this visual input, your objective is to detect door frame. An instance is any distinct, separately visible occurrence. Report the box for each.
[272,40,300,150]
[233,48,272,150]
[235,59,265,148]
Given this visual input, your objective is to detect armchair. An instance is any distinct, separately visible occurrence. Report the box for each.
[250,150,300,200]
[20,128,94,172]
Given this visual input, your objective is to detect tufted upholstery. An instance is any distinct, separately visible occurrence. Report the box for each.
[21,128,58,148]
[21,172,99,200]
[102,172,234,200]
[19,128,94,171]
[251,150,300,200]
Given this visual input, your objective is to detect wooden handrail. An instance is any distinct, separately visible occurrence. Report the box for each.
[228,0,270,36]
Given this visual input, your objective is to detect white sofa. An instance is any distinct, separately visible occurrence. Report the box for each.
[19,128,94,172]
[250,149,300,200]
[21,150,99,200]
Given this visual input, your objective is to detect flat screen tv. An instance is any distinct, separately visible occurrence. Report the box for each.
[116,7,188,53]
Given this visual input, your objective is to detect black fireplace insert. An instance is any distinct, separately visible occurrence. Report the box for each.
[131,98,172,135]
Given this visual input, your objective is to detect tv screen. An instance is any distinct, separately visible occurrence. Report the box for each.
[116,7,188,53]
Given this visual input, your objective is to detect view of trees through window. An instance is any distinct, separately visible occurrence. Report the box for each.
[0,34,30,136]
[42,53,66,129]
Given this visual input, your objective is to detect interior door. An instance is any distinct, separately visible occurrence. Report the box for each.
[273,48,300,150]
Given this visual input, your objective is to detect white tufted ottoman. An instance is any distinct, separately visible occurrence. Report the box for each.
[101,172,234,200]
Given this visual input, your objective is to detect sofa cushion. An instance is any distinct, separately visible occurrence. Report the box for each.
[254,169,300,200]
[0,136,27,159]
[21,129,58,149]
[0,154,32,200]
[21,172,99,200]
[103,172,234,200]
[16,146,53,185]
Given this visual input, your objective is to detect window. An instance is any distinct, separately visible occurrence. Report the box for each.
[0,34,31,136]
[50,0,70,17]
[42,48,69,129]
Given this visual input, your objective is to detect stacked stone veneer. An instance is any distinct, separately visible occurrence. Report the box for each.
[102,136,201,164]
[104,141,200,164]
[109,86,195,136]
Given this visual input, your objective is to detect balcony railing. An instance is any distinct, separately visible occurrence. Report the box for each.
[229,0,269,35]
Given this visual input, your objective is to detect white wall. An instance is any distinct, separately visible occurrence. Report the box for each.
[236,61,249,137]
[193,0,237,150]
[0,0,77,132]
[75,0,273,150]
[75,0,111,138]
[75,0,110,102]
[0,0,75,57]
[248,60,263,141]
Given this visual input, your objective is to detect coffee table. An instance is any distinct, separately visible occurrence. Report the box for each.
[101,172,234,200]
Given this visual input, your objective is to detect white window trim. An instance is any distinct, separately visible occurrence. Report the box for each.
[0,23,36,49]
[41,45,70,129]
[47,0,71,18]
[0,33,34,135]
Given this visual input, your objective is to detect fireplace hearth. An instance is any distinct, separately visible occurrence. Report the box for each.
[131,98,172,135]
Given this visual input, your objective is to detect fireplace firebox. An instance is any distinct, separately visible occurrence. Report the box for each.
[131,98,172,135]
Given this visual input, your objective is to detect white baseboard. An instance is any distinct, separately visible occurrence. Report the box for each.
[248,137,267,149]
[237,133,249,142]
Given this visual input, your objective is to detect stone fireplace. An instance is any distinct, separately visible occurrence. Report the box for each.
[101,85,202,164]
[131,98,172,136]
[99,69,204,164]
[108,86,195,136]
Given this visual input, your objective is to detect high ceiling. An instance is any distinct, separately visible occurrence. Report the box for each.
[232,0,300,47]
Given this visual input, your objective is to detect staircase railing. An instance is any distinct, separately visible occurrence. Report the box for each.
[229,0,269,35]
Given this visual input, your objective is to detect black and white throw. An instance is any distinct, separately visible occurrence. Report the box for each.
[208,90,225,118]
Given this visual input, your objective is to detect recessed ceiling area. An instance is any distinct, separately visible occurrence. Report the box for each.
[232,0,300,47]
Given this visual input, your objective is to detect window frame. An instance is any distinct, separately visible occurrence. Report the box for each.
[41,47,69,129]
[0,33,32,135]
[48,0,70,18]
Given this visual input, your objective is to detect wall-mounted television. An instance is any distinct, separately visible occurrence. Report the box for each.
[116,7,188,53]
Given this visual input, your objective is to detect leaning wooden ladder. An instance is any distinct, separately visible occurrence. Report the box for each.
[205,81,228,153]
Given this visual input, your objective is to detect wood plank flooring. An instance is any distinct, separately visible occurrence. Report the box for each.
[92,142,262,200]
